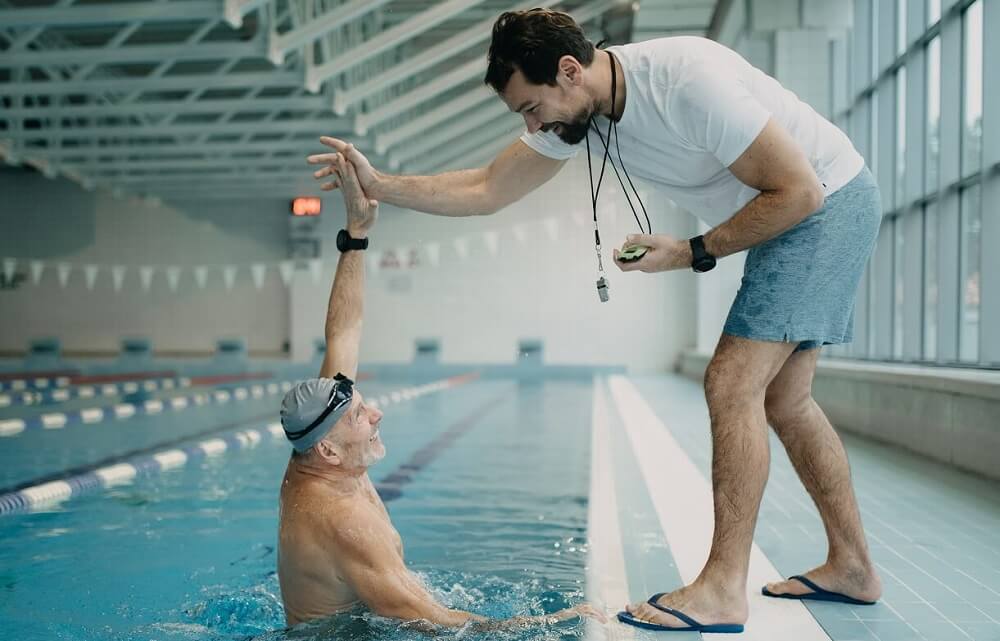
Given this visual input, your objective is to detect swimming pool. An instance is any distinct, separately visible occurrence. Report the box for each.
[0,374,596,641]
[3,369,999,641]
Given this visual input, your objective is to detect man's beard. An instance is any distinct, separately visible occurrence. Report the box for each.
[547,106,593,144]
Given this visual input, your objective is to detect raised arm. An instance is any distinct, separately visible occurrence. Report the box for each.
[307,138,564,217]
[319,157,377,380]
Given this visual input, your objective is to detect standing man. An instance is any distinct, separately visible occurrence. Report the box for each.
[308,9,882,633]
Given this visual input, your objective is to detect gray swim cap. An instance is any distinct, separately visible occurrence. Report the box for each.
[280,375,354,453]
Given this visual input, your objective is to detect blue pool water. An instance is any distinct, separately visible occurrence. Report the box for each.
[0,376,595,641]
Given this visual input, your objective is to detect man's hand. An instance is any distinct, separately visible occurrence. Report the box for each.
[549,603,608,624]
[334,153,378,238]
[309,137,379,196]
[613,233,694,273]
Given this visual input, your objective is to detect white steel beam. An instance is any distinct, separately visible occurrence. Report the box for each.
[4,118,355,142]
[0,2,222,27]
[332,0,537,115]
[225,0,272,28]
[391,101,511,167]
[405,115,520,174]
[333,0,616,117]
[354,57,485,135]
[0,96,328,120]
[0,71,303,98]
[304,0,487,93]
[0,41,266,68]
[268,0,392,65]
[374,85,493,154]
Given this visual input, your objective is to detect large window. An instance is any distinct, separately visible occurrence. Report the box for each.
[923,204,938,360]
[926,37,940,193]
[832,0,995,368]
[962,1,982,176]
[959,186,981,363]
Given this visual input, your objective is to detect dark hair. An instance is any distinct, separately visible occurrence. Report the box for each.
[484,8,595,93]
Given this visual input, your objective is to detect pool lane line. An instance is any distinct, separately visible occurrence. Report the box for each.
[0,380,297,437]
[584,379,634,641]
[607,375,830,641]
[0,376,193,409]
[0,373,74,392]
[375,381,496,503]
[0,373,479,515]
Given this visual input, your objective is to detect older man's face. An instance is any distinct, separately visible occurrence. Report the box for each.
[329,392,385,468]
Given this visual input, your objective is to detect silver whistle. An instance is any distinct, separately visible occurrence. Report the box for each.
[596,276,610,302]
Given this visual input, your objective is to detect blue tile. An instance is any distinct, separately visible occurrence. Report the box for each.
[820,618,879,641]
[959,621,1000,641]
[889,600,953,625]
[862,619,924,640]
[930,601,996,622]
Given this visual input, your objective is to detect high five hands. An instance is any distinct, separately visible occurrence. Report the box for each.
[307,136,379,196]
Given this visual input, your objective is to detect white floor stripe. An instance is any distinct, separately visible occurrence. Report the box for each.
[585,379,634,641]
[607,376,829,641]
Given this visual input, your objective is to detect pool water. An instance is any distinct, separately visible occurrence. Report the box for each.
[0,377,596,641]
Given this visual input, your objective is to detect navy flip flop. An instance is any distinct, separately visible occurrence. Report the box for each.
[762,575,877,606]
[616,593,745,633]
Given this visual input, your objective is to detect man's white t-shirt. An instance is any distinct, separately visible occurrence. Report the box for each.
[520,37,865,228]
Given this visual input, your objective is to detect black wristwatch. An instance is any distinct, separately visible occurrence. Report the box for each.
[689,235,716,273]
[336,229,369,252]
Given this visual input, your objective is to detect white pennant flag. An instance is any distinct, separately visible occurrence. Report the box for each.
[309,259,323,284]
[194,266,208,289]
[83,265,99,290]
[278,261,295,287]
[57,263,72,288]
[424,243,440,267]
[30,260,44,286]
[453,237,468,260]
[512,224,527,246]
[223,265,237,290]
[543,217,560,241]
[165,266,182,292]
[139,266,154,292]
[112,265,126,292]
[483,231,499,257]
[251,263,267,290]
[2,258,15,284]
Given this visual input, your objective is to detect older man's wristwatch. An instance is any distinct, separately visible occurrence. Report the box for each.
[336,229,368,252]
[689,235,716,273]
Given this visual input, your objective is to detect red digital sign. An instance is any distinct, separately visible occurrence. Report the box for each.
[291,197,321,216]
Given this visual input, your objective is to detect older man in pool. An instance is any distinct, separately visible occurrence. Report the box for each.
[276,155,604,630]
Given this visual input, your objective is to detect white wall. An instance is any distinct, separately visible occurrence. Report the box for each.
[0,170,289,356]
[290,155,698,373]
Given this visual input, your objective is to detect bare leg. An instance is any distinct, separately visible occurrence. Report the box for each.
[626,334,797,627]
[762,347,881,601]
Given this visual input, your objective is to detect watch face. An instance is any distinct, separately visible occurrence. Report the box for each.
[336,229,348,252]
[693,257,716,273]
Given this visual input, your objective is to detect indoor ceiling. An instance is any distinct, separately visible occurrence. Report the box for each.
[0,0,721,204]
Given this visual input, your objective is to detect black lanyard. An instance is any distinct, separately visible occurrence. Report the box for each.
[585,49,652,279]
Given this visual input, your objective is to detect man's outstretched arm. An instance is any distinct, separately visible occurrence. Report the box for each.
[307,138,564,217]
[319,157,378,380]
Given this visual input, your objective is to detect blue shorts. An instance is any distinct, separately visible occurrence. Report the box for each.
[723,166,882,352]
